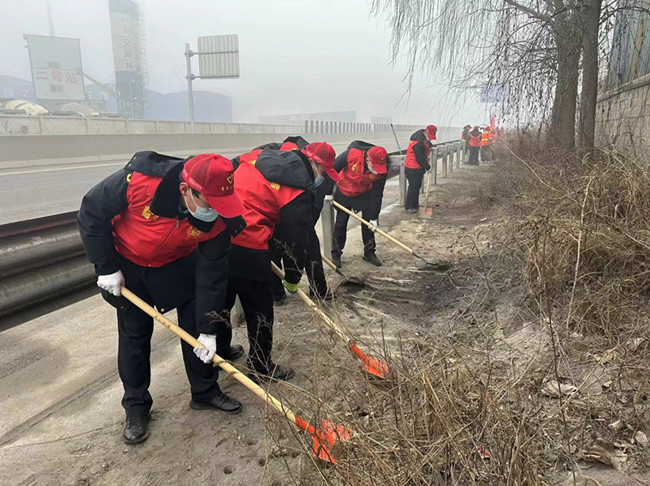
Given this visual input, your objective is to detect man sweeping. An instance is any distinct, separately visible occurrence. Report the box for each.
[404,124,437,214]
[78,151,246,444]
[216,147,334,382]
[330,141,388,268]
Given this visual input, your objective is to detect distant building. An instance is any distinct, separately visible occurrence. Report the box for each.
[109,0,148,119]
[0,75,36,103]
[0,75,231,122]
[86,84,232,122]
[147,90,231,122]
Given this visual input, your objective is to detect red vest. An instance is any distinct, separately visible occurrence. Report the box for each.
[231,156,305,250]
[469,133,482,147]
[336,148,383,197]
[404,138,431,169]
[112,172,227,268]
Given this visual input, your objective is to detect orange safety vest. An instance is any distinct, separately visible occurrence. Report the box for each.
[481,130,492,147]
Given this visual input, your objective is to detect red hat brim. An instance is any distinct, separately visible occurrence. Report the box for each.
[324,167,342,182]
[203,190,245,219]
[374,163,388,175]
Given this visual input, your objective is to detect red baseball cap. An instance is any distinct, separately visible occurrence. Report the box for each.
[367,146,388,174]
[426,125,438,140]
[303,142,340,181]
[182,153,244,218]
[280,141,299,151]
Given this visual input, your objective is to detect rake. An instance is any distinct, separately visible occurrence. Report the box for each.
[330,200,451,270]
[271,262,389,379]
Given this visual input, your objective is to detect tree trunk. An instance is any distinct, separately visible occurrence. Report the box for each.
[549,21,582,151]
[578,0,602,152]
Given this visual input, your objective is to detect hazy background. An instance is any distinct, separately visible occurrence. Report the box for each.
[0,0,487,125]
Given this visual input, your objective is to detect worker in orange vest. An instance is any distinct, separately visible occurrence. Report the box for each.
[468,126,482,165]
[480,126,493,162]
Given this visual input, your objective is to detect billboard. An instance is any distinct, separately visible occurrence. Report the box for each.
[197,35,240,79]
[480,85,506,103]
[24,34,85,101]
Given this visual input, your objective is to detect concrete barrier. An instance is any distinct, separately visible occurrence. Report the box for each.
[0,129,462,171]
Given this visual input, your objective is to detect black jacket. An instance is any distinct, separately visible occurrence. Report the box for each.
[77,151,245,333]
[230,149,314,284]
[408,129,431,171]
[332,140,387,221]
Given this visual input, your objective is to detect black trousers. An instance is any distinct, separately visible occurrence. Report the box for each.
[216,275,275,373]
[271,228,328,300]
[481,146,492,162]
[117,288,221,418]
[332,191,376,257]
[405,167,425,210]
[468,146,480,165]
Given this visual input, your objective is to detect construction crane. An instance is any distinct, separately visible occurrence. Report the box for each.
[75,69,120,100]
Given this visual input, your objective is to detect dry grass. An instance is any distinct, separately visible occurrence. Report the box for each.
[263,144,650,485]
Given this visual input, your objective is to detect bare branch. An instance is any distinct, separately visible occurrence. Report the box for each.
[505,0,552,20]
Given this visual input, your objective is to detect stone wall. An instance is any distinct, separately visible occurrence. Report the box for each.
[596,72,650,158]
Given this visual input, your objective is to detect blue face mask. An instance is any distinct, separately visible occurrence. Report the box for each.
[186,191,219,222]
[314,174,324,188]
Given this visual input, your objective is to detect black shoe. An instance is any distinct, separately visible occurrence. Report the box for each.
[217,344,245,361]
[273,293,287,306]
[123,415,150,444]
[331,254,342,268]
[405,208,418,214]
[363,252,382,266]
[249,362,295,383]
[190,391,242,414]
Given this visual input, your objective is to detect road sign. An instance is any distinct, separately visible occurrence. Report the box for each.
[197,35,240,79]
[480,85,506,103]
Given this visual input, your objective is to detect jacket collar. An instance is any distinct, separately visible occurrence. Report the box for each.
[149,161,216,233]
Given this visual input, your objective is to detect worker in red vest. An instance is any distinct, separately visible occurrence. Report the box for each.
[78,151,246,444]
[461,125,471,163]
[330,141,388,268]
[468,126,482,165]
[271,142,340,304]
[404,124,437,213]
[216,147,332,382]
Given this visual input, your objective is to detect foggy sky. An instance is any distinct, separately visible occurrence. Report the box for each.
[1,0,487,125]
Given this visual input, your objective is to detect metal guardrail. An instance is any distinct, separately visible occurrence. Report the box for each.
[0,212,94,317]
[320,139,464,256]
[0,139,465,317]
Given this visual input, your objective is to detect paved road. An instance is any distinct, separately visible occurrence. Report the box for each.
[0,133,459,225]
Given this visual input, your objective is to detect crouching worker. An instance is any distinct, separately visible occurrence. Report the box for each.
[78,151,246,445]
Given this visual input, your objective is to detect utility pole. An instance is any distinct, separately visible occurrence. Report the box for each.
[46,2,55,36]
[184,35,239,134]
[185,43,196,134]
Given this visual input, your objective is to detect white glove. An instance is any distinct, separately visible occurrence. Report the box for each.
[324,195,334,203]
[369,219,379,232]
[97,270,124,296]
[193,333,217,364]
